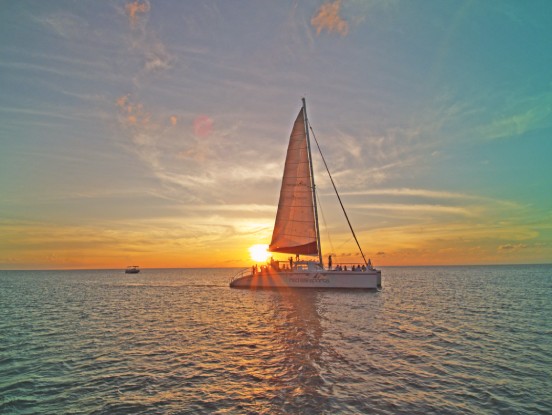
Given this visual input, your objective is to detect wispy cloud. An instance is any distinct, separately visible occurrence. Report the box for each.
[0,58,115,83]
[114,2,186,194]
[0,216,254,269]
[199,204,274,213]
[143,40,173,73]
[340,188,520,208]
[0,106,93,122]
[115,94,166,174]
[114,92,266,201]
[311,0,349,36]
[478,90,552,140]
[33,11,89,39]
[498,243,528,251]
[125,0,150,27]
[348,188,473,199]
[315,183,545,265]
[116,94,150,128]
[351,216,548,266]
[122,0,173,75]
[356,203,474,217]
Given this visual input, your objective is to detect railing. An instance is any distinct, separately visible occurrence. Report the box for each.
[229,267,250,284]
[229,263,377,285]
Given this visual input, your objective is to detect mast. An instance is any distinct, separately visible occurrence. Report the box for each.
[302,97,323,266]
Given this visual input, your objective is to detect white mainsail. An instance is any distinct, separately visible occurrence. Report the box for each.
[269,107,318,256]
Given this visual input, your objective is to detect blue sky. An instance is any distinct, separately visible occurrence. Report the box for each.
[1,0,551,269]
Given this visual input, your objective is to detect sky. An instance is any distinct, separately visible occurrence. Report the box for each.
[1,0,551,270]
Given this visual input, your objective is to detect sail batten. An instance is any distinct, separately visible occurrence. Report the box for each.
[269,106,318,256]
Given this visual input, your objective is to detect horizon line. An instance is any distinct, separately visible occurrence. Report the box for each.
[1,263,550,272]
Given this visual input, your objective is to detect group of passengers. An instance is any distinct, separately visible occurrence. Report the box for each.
[250,255,373,275]
[328,255,373,272]
[332,264,368,272]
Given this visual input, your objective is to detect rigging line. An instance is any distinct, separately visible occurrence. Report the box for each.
[315,187,335,258]
[309,123,369,266]
[335,236,354,252]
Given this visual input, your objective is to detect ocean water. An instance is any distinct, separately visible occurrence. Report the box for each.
[0,265,551,415]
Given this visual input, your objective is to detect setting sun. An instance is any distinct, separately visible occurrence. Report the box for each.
[248,244,270,263]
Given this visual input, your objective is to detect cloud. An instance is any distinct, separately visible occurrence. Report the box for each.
[311,0,349,36]
[333,188,522,211]
[479,92,552,140]
[343,188,481,200]
[115,94,165,173]
[125,0,150,27]
[498,243,528,251]
[114,96,228,196]
[144,41,173,73]
[0,216,251,269]
[386,188,471,199]
[33,11,89,39]
[194,204,274,213]
[122,0,173,74]
[356,203,474,217]
[116,94,150,128]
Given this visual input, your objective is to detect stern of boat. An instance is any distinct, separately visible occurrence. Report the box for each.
[229,268,253,288]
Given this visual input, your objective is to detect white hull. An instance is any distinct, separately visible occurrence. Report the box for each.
[230,269,381,289]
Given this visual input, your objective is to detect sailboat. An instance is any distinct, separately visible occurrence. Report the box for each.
[230,99,382,289]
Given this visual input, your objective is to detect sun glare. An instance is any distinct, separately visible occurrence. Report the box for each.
[249,244,270,263]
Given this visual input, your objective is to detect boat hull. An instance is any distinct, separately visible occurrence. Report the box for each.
[230,269,381,289]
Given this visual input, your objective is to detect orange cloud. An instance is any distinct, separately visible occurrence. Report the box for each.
[125,0,150,27]
[311,0,349,36]
[193,115,213,137]
[116,94,150,127]
[116,95,129,108]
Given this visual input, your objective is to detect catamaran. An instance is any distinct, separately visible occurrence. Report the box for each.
[230,99,381,289]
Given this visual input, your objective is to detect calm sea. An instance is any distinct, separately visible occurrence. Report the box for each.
[1,265,551,414]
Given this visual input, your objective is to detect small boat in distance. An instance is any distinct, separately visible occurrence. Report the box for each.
[230,99,381,289]
[125,266,140,274]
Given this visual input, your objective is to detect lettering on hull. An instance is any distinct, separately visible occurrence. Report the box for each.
[286,273,330,284]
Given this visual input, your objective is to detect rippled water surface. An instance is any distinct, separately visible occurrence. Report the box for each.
[1,265,551,414]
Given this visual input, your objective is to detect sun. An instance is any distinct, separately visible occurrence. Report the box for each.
[249,244,270,263]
